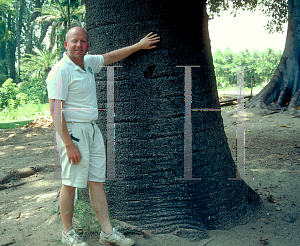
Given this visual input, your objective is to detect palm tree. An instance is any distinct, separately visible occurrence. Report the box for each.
[35,0,85,52]
[21,47,59,103]
[86,0,261,236]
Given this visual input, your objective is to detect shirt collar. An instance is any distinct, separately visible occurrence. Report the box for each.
[63,53,86,71]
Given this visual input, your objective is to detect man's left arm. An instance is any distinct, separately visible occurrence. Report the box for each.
[102,32,160,66]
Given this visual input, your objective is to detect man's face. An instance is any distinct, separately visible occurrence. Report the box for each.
[64,28,89,62]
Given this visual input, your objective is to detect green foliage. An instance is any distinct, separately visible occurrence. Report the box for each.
[213,47,283,89]
[18,78,46,103]
[207,0,288,33]
[0,78,19,109]
[21,47,59,103]
[22,47,58,79]
[207,0,258,18]
[259,0,288,34]
[0,17,12,43]
[35,0,86,53]
[0,102,49,122]
[35,0,85,26]
[0,0,86,120]
[0,102,50,122]
[16,92,28,106]
[1,0,86,86]
[0,0,16,36]
[0,0,16,85]
[0,77,50,123]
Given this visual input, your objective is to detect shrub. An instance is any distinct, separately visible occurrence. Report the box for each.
[0,78,20,109]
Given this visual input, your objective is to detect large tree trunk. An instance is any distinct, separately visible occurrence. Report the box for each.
[86,0,261,235]
[247,0,300,115]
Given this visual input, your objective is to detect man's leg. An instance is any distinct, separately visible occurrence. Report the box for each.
[60,184,76,233]
[88,181,113,234]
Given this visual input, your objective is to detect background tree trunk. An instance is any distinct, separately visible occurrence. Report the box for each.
[48,23,57,52]
[24,0,42,55]
[36,21,53,50]
[15,0,25,82]
[7,13,16,81]
[0,40,8,85]
[86,0,261,235]
[247,0,300,115]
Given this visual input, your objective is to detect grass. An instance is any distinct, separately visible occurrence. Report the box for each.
[46,189,119,243]
[0,103,50,129]
[73,189,118,238]
[73,198,102,237]
[0,119,35,129]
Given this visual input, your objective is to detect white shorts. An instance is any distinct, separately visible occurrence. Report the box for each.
[56,122,106,188]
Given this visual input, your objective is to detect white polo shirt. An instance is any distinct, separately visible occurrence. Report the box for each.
[46,53,104,122]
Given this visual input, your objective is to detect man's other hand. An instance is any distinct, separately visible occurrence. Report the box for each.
[102,32,160,65]
[66,142,81,165]
[137,32,160,50]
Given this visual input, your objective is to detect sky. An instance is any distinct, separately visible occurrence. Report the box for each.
[208,9,288,54]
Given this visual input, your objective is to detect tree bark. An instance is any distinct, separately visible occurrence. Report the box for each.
[86,0,261,235]
[247,0,300,115]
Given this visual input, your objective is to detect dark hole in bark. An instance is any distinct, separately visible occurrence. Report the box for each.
[143,64,156,78]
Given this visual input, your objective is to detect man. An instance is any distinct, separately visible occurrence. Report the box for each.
[46,27,160,246]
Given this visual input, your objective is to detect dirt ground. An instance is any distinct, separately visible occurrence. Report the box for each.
[0,105,300,246]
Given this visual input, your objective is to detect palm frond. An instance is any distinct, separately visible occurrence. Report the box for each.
[35,3,65,24]
[21,47,59,79]
[71,4,86,16]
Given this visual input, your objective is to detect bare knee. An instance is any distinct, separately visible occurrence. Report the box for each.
[88,181,104,189]
[61,184,76,195]
[88,182,105,194]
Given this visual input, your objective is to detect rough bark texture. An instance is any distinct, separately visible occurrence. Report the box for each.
[247,0,300,115]
[86,0,261,234]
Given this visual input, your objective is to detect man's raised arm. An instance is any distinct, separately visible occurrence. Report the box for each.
[102,32,160,66]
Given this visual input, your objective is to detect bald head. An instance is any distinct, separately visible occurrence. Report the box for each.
[64,26,89,65]
[65,27,88,42]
